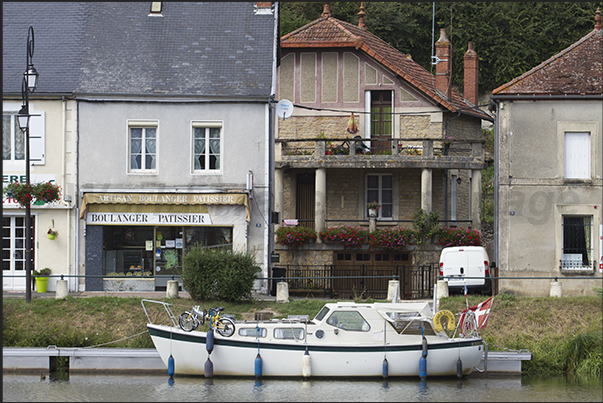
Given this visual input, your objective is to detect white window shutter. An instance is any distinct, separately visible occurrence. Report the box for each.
[29,111,45,165]
[564,132,590,179]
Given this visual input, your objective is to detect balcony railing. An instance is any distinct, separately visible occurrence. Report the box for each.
[275,137,486,169]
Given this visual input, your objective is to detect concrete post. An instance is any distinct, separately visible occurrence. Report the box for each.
[55,279,69,299]
[276,281,289,303]
[436,279,449,309]
[166,280,179,298]
[387,280,400,302]
[550,281,562,297]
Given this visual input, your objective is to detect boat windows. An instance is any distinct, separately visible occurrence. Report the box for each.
[390,319,436,335]
[273,328,305,340]
[315,306,330,321]
[238,327,267,338]
[326,311,370,332]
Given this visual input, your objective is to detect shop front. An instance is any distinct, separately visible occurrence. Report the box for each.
[80,192,249,291]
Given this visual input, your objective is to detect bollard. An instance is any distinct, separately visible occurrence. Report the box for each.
[55,279,69,299]
[387,280,400,302]
[166,280,179,299]
[550,281,562,297]
[436,279,449,310]
[276,281,289,303]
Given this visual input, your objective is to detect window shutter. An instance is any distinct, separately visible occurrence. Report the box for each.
[29,111,45,165]
[564,132,590,179]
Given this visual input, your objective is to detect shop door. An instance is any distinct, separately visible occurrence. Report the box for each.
[2,215,35,290]
[154,227,183,287]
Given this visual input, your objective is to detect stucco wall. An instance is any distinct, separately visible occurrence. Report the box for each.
[496,99,602,296]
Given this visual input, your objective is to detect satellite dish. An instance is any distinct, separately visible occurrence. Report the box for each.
[276,99,294,119]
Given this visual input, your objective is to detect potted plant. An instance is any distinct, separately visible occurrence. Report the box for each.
[367,201,381,217]
[3,181,61,208]
[319,226,369,249]
[33,267,51,293]
[47,228,58,240]
[276,226,317,246]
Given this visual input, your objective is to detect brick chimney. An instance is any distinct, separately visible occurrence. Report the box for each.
[595,8,601,30]
[464,42,479,106]
[435,28,451,99]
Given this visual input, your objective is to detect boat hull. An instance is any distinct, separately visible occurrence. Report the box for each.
[148,324,483,378]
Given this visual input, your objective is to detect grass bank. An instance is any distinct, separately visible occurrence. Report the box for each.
[3,291,601,378]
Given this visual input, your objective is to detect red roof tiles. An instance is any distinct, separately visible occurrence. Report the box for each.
[282,14,491,121]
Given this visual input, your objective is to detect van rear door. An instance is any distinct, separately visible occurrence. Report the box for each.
[442,248,485,288]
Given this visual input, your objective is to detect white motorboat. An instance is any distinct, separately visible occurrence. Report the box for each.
[143,299,485,378]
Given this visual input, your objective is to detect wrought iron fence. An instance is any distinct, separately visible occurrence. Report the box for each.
[271,263,439,300]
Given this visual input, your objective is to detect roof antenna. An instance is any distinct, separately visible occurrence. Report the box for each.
[322,3,331,18]
[358,2,366,29]
[430,2,438,67]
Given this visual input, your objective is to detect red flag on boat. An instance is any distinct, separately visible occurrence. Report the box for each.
[459,296,494,336]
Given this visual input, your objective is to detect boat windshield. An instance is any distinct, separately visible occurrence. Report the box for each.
[326,311,370,332]
[315,306,330,321]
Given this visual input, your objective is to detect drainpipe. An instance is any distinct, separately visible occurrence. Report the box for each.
[489,99,499,272]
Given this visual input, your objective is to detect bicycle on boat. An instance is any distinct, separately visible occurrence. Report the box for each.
[178,306,235,337]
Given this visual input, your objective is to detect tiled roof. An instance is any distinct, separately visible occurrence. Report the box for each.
[492,23,602,95]
[3,2,275,98]
[282,15,492,121]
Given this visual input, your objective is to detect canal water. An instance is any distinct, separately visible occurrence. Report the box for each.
[3,373,602,402]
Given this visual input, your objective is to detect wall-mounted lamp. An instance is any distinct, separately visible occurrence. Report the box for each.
[456,177,462,185]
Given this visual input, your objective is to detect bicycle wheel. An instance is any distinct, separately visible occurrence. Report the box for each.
[179,312,199,332]
[216,318,235,337]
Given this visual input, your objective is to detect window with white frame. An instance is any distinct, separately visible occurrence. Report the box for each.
[564,132,590,179]
[3,113,24,161]
[3,108,45,165]
[192,122,221,172]
[561,216,593,270]
[129,123,157,172]
[366,174,393,219]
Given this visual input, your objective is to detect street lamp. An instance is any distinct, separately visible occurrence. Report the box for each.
[20,26,39,303]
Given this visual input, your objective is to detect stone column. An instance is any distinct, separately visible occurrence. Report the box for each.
[315,168,327,242]
[421,168,433,213]
[471,169,482,229]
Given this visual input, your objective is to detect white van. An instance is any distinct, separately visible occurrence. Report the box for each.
[439,246,491,295]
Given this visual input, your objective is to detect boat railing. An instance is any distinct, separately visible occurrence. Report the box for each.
[141,299,178,327]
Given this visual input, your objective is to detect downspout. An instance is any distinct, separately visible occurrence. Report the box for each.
[74,99,80,292]
[493,102,499,271]
[265,2,279,293]
[61,96,73,291]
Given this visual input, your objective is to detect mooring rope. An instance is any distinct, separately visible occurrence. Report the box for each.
[82,330,149,349]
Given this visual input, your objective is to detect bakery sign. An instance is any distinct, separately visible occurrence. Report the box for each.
[81,192,249,225]
[86,212,212,225]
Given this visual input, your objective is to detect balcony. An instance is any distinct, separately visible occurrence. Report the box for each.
[275,137,486,170]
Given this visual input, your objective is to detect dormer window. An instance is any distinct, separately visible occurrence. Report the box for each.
[149,2,162,16]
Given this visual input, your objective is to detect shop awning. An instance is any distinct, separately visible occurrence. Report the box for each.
[80,193,249,222]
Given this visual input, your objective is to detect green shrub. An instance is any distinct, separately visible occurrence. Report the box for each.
[181,245,261,302]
